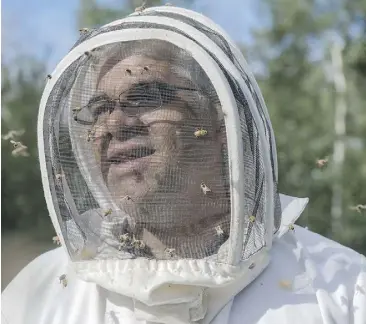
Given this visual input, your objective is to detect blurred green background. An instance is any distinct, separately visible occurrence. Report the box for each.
[2,0,366,288]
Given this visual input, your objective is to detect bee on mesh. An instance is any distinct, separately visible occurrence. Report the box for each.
[55,172,65,186]
[132,236,146,250]
[117,232,147,256]
[118,233,132,250]
[72,106,83,121]
[104,209,113,217]
[200,182,212,195]
[215,225,224,237]
[165,248,176,259]
[194,127,208,138]
[249,216,256,223]
[79,28,89,34]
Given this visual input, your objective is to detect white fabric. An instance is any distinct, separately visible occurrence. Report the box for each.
[3,225,365,324]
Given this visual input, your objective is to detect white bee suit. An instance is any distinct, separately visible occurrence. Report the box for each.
[2,6,365,324]
[3,196,365,324]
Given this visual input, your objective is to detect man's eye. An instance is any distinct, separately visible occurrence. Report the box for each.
[91,101,114,118]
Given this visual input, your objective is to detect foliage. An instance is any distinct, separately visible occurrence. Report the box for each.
[78,0,169,29]
[253,0,366,253]
[1,59,52,238]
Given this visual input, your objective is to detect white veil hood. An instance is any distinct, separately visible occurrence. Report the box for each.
[37,6,309,323]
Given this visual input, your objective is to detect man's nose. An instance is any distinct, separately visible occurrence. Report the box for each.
[106,107,144,133]
[103,106,148,141]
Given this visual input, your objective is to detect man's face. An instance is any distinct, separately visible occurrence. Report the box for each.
[92,54,229,227]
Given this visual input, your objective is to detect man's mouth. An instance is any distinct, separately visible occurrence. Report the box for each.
[106,137,156,172]
[108,147,156,164]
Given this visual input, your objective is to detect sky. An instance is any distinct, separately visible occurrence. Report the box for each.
[2,0,263,72]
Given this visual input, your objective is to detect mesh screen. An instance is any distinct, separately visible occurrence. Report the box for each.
[72,10,281,233]
[43,17,277,262]
[45,40,235,261]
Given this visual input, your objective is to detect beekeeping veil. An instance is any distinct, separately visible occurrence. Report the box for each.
[38,6,308,324]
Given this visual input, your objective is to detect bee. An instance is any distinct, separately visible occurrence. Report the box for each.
[104,208,113,217]
[72,106,83,121]
[46,74,52,81]
[349,204,366,213]
[194,127,208,138]
[200,182,212,195]
[288,224,295,231]
[10,140,22,148]
[132,236,145,249]
[165,248,176,258]
[215,225,224,236]
[119,233,131,244]
[79,28,89,34]
[118,233,132,250]
[316,157,328,168]
[87,129,96,142]
[59,274,68,288]
[126,69,132,75]
[52,235,61,245]
[10,140,29,157]
[249,263,255,270]
[71,107,83,113]
[55,172,64,185]
[1,129,25,141]
[249,215,256,223]
[135,1,147,13]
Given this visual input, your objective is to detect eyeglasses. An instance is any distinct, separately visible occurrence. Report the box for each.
[72,81,198,126]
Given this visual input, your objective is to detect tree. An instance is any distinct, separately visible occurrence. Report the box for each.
[1,59,52,238]
[78,0,166,29]
[251,0,366,254]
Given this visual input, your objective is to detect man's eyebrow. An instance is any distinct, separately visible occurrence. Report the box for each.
[120,81,198,97]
